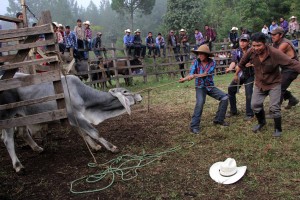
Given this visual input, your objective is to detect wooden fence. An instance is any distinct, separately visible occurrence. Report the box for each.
[74,38,300,88]
[73,43,232,87]
[0,11,67,129]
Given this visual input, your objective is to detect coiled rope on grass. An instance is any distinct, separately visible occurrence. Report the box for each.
[70,142,194,194]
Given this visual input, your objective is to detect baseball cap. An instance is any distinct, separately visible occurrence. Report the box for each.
[240,34,250,41]
[270,27,284,35]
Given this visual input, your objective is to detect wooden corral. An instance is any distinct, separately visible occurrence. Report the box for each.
[0,11,67,129]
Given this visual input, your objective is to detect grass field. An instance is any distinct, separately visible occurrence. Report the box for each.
[1,73,300,200]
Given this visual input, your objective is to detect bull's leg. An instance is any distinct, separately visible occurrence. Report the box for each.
[79,132,102,151]
[1,128,24,173]
[69,116,118,152]
[22,127,44,152]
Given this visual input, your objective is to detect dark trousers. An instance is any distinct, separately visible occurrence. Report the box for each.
[281,70,298,103]
[134,45,146,57]
[228,75,254,116]
[77,39,84,59]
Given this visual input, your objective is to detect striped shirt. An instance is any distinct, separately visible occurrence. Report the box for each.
[189,58,215,91]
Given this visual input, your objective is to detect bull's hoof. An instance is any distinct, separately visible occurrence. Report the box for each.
[15,163,25,174]
[33,146,44,153]
[110,146,120,153]
[93,145,102,151]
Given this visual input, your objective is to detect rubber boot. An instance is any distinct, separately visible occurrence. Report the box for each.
[252,109,266,133]
[273,117,282,137]
[285,95,299,109]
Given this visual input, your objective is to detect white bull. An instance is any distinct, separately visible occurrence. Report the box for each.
[0,73,142,173]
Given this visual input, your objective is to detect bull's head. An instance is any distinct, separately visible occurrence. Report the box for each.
[109,88,142,115]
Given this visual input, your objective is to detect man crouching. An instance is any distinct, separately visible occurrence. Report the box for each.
[179,45,229,134]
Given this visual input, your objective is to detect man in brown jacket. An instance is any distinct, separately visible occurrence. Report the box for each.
[239,32,300,137]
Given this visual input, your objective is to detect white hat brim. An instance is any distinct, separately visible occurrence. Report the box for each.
[209,162,247,184]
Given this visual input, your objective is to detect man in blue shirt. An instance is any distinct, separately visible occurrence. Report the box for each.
[123,29,133,56]
[155,33,166,57]
[269,20,278,33]
[179,45,229,134]
[64,25,78,60]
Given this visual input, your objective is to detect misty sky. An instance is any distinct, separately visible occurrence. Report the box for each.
[0,0,99,15]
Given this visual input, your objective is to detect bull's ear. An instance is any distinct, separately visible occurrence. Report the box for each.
[109,89,131,115]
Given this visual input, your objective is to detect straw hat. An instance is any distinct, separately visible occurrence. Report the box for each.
[180,28,186,32]
[290,16,297,19]
[209,158,247,185]
[83,21,91,26]
[134,29,141,33]
[58,24,63,27]
[124,29,131,33]
[191,45,213,56]
[231,27,238,31]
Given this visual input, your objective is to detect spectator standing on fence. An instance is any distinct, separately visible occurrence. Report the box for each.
[179,29,190,77]
[64,25,78,61]
[204,25,216,51]
[280,17,289,35]
[155,33,166,57]
[289,16,299,39]
[133,29,146,58]
[167,30,180,62]
[145,32,158,57]
[194,28,205,48]
[83,21,92,60]
[179,45,229,134]
[123,29,134,57]
[225,34,254,121]
[228,27,239,49]
[74,19,85,60]
[270,27,299,110]
[269,20,278,33]
[239,32,300,137]
[92,32,107,59]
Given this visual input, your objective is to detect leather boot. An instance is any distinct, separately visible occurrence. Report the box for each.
[285,96,299,109]
[273,117,282,137]
[252,109,266,133]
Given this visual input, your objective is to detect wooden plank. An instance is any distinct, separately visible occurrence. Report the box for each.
[0,56,58,71]
[0,38,56,52]
[0,55,15,63]
[0,37,26,43]
[0,70,62,91]
[0,24,53,40]
[0,93,65,111]
[0,109,67,129]
[0,15,23,23]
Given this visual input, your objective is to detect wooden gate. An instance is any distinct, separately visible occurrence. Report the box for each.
[0,11,67,129]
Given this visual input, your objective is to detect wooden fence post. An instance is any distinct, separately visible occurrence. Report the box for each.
[111,43,120,87]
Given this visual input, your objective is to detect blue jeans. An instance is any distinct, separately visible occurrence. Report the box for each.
[190,87,228,130]
[228,75,254,116]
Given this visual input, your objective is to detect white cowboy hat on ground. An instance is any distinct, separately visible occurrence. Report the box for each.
[209,158,247,184]
[125,29,131,33]
[83,21,91,26]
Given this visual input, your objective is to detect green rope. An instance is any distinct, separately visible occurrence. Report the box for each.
[70,142,194,194]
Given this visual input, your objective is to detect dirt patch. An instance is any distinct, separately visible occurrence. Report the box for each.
[0,106,188,200]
